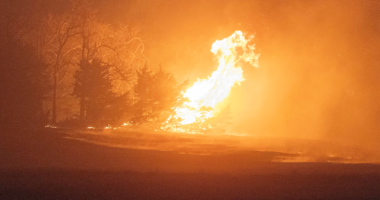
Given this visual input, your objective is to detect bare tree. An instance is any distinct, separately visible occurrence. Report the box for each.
[73,1,146,121]
[1,0,146,124]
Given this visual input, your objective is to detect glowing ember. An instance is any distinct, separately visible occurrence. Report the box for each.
[171,31,259,126]
[45,124,57,129]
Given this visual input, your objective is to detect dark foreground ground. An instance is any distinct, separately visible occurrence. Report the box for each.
[1,169,380,199]
[1,128,380,199]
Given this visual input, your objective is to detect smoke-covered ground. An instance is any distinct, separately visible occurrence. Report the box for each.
[63,128,380,164]
[2,128,379,172]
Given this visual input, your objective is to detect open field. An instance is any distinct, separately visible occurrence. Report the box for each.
[1,128,380,199]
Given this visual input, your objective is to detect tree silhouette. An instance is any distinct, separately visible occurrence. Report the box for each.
[73,59,115,126]
[132,64,154,124]
[0,39,48,129]
[132,65,188,128]
[2,0,146,123]
[150,67,188,125]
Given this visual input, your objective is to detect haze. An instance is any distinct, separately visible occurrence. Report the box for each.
[89,0,380,149]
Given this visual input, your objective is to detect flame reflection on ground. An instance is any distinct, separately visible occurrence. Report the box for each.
[62,129,380,164]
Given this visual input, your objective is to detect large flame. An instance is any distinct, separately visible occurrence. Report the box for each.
[172,31,260,126]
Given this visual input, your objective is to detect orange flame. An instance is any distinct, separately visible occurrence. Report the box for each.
[171,31,259,126]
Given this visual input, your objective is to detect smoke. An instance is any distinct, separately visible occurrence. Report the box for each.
[225,0,380,150]
[91,0,380,156]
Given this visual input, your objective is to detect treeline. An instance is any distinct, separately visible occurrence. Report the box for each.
[0,0,187,130]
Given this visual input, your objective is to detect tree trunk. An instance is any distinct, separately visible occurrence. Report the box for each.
[52,69,57,124]
[79,97,85,124]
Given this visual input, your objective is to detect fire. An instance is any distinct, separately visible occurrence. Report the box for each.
[171,31,259,127]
